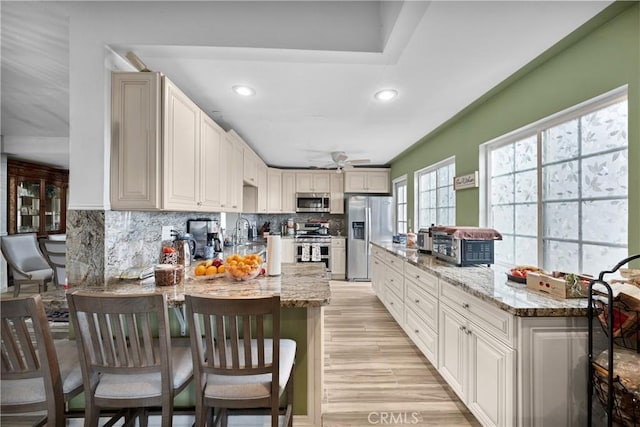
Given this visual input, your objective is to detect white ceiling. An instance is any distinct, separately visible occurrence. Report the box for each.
[1,1,612,170]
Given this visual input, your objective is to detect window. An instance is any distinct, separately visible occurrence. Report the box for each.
[393,176,407,234]
[415,157,455,230]
[482,89,628,275]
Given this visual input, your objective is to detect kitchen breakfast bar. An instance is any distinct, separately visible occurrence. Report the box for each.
[43,262,331,426]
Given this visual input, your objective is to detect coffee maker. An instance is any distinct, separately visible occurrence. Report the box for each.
[206,221,223,254]
[187,218,215,258]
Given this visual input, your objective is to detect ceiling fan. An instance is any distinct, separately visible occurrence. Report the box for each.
[320,151,371,172]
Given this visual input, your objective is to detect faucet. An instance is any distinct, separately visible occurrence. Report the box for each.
[234,217,251,246]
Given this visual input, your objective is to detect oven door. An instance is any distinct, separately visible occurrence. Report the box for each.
[294,241,330,269]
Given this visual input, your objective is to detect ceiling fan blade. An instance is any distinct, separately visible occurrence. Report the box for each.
[348,159,371,165]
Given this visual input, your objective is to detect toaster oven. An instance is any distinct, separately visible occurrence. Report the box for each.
[430,226,502,266]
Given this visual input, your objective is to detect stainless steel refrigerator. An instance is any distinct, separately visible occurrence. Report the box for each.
[346,195,394,281]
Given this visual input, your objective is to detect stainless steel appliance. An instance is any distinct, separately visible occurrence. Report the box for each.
[294,222,331,269]
[417,226,433,253]
[346,195,393,281]
[430,226,502,266]
[295,193,330,213]
[187,218,215,258]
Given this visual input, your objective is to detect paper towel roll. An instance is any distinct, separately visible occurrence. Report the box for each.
[266,234,282,276]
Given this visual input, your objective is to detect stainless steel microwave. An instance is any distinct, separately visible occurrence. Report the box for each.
[295,193,330,213]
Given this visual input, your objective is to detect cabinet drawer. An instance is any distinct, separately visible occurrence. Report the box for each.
[331,238,345,248]
[385,252,403,275]
[406,308,438,367]
[371,245,386,259]
[384,287,403,324]
[404,262,439,297]
[440,281,514,346]
[386,268,404,300]
[406,283,438,331]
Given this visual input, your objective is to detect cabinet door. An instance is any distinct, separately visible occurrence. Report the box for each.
[163,77,200,210]
[281,172,296,213]
[344,171,366,193]
[312,172,330,192]
[438,303,467,400]
[227,138,244,212]
[199,114,223,210]
[243,150,258,186]
[371,255,385,296]
[330,173,344,214]
[15,179,41,234]
[466,325,515,427]
[110,72,162,210]
[281,239,295,263]
[44,183,64,233]
[330,247,345,278]
[257,162,268,213]
[366,170,390,193]
[295,172,313,192]
[267,168,282,213]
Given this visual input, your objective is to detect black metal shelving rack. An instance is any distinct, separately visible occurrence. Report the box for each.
[588,254,640,427]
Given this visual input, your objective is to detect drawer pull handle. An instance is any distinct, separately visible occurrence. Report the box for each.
[465,328,472,335]
[415,329,419,334]
[415,275,420,279]
[415,299,420,303]
[459,325,466,332]
[462,303,470,309]
[389,301,394,305]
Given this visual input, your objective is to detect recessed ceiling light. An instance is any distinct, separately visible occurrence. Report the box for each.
[374,89,398,101]
[232,85,255,97]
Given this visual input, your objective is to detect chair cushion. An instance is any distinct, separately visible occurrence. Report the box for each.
[203,339,296,401]
[94,345,193,400]
[0,340,82,405]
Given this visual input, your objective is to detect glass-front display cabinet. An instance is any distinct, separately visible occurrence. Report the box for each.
[8,160,68,237]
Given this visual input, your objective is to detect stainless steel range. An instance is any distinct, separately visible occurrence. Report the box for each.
[294,222,331,270]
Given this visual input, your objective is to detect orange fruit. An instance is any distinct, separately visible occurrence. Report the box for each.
[205,266,218,275]
[195,265,206,276]
[217,265,225,274]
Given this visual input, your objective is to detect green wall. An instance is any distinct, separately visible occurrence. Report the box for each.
[391,2,639,256]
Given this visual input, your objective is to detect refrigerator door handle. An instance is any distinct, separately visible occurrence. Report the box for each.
[366,207,372,245]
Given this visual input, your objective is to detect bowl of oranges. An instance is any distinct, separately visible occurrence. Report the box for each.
[192,258,225,280]
[224,253,264,281]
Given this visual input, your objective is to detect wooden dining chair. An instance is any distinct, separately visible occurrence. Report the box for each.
[66,291,194,427]
[185,294,296,427]
[1,294,83,427]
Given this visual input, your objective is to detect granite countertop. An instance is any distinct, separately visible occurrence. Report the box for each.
[372,241,588,317]
[38,262,331,311]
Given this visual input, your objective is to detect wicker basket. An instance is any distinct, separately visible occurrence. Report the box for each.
[592,361,640,426]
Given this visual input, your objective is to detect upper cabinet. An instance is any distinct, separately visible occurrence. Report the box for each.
[344,169,390,193]
[267,168,283,213]
[8,160,68,237]
[330,173,344,214]
[296,171,330,193]
[221,132,243,213]
[111,72,232,211]
[281,172,296,213]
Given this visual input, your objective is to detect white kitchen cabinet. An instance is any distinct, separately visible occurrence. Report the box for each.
[296,171,330,193]
[439,302,515,427]
[256,162,268,213]
[220,132,243,212]
[330,237,346,279]
[198,114,224,210]
[281,238,295,263]
[344,169,390,193]
[371,247,385,296]
[404,267,439,367]
[267,168,282,213]
[281,172,296,213]
[330,173,344,214]
[111,72,225,211]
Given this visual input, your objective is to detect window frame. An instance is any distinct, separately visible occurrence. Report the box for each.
[392,175,408,234]
[414,156,456,231]
[480,86,629,270]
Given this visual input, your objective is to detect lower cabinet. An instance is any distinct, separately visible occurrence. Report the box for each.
[439,303,515,427]
[370,246,586,427]
[330,238,346,279]
[281,238,295,263]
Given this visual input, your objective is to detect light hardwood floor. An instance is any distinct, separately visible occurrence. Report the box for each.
[323,280,480,427]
